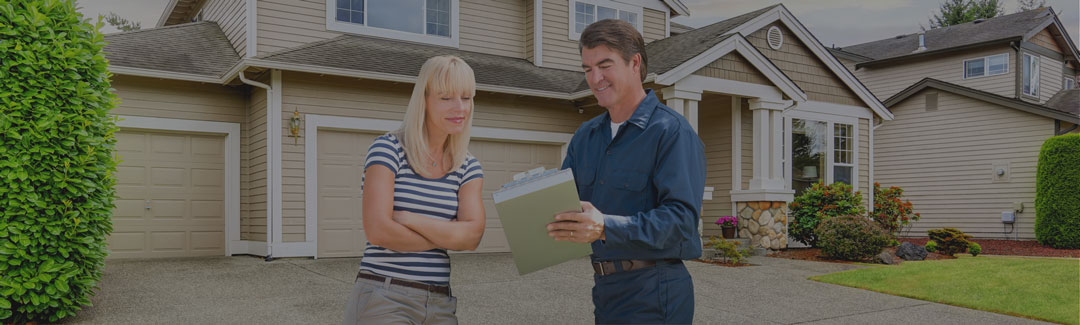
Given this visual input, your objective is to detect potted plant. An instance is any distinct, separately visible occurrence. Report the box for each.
[715,216,738,239]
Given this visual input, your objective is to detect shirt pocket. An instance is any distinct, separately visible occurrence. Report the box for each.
[610,169,649,191]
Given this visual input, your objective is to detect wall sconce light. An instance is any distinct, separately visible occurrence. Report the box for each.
[288,108,302,144]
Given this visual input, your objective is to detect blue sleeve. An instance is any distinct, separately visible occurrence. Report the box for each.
[601,124,705,250]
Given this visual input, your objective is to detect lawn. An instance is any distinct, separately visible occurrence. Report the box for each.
[811,255,1080,324]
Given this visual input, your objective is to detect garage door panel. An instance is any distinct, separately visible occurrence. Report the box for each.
[317,130,376,258]
[191,168,225,188]
[150,167,187,187]
[190,231,226,250]
[151,200,187,219]
[150,134,187,154]
[469,140,563,253]
[191,200,225,219]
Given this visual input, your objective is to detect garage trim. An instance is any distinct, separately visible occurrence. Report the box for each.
[302,114,574,258]
[113,115,245,256]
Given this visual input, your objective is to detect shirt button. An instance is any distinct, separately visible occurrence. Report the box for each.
[599,180,605,185]
[606,150,612,155]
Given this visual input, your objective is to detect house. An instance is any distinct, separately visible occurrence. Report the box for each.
[101,1,892,259]
[831,7,1080,239]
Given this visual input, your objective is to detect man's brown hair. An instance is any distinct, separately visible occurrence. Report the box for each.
[579,19,647,81]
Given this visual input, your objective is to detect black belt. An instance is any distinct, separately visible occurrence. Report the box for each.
[592,259,681,276]
[356,272,451,296]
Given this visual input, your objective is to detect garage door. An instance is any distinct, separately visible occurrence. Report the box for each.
[315,130,563,257]
[109,130,227,259]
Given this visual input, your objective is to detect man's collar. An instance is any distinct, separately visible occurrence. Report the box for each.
[594,89,658,129]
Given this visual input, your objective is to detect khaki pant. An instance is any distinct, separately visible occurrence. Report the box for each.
[342,273,457,324]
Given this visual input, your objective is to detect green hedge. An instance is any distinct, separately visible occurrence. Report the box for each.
[1,0,118,322]
[816,215,892,261]
[1035,133,1080,249]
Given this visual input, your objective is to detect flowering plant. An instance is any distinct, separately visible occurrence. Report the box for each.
[715,216,737,228]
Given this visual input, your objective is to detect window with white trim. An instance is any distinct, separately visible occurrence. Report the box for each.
[1023,53,1040,97]
[963,53,1008,79]
[1065,76,1076,90]
[568,0,643,40]
[833,123,854,185]
[786,117,858,196]
[326,0,457,47]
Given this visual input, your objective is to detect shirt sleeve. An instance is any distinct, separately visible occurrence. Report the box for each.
[601,123,706,251]
[460,156,483,185]
[364,135,401,174]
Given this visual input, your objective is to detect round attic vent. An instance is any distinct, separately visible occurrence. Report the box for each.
[767,26,783,50]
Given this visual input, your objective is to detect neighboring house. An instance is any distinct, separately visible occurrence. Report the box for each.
[101,1,891,259]
[831,7,1080,239]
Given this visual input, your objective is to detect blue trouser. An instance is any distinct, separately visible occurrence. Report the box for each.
[591,260,694,324]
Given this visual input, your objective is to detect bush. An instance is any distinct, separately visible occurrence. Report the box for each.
[1035,134,1080,249]
[705,237,751,265]
[925,241,938,253]
[815,215,893,261]
[0,1,118,322]
[789,182,866,247]
[871,183,921,236]
[968,242,982,257]
[927,228,972,256]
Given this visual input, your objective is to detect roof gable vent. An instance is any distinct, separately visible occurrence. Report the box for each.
[767,26,783,50]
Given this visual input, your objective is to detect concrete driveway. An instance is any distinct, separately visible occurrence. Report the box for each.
[65,254,1048,324]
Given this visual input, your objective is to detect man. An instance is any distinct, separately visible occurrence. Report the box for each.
[547,19,706,324]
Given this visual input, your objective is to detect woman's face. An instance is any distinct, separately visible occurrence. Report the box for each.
[424,90,472,137]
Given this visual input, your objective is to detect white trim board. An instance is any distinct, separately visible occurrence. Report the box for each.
[303,115,574,258]
[566,0,645,41]
[323,0,460,48]
[113,115,247,256]
[654,34,807,103]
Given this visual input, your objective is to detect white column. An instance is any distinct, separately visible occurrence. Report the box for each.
[661,87,702,133]
[747,98,792,191]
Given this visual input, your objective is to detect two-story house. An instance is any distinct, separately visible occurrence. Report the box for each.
[831,7,1080,240]
[101,1,892,259]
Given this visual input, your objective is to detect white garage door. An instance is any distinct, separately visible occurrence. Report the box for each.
[315,130,563,257]
[109,130,227,259]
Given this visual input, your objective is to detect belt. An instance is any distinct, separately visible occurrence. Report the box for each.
[592,259,681,276]
[356,272,451,296]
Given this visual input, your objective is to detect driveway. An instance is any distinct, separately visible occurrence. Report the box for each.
[65,254,1048,324]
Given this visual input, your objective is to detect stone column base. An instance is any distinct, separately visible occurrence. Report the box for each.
[736,201,789,250]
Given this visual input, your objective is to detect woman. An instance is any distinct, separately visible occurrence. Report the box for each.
[344,55,485,324]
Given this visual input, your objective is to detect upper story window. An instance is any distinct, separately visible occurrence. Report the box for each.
[568,0,643,40]
[1022,53,1040,97]
[326,0,458,47]
[963,53,1008,79]
[1065,76,1076,90]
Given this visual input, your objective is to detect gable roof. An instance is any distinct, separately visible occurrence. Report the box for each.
[884,78,1079,123]
[104,21,240,80]
[841,8,1078,68]
[1045,88,1079,117]
[647,5,779,77]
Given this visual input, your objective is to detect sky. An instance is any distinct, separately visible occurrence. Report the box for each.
[76,0,1079,47]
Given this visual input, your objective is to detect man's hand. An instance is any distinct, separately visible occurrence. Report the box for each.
[547,201,605,243]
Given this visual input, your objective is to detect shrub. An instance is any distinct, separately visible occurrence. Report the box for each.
[815,215,893,261]
[925,240,938,253]
[705,237,751,265]
[789,182,866,247]
[927,228,972,256]
[871,183,921,236]
[1035,134,1080,248]
[968,242,982,257]
[0,1,118,322]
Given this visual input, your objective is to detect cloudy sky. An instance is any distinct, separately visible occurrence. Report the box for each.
[76,0,1079,47]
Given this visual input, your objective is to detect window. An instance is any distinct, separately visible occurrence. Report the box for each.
[326,0,457,47]
[791,119,826,196]
[1065,77,1076,90]
[963,53,1008,79]
[1023,53,1040,97]
[568,0,642,40]
[787,117,858,196]
[833,124,854,185]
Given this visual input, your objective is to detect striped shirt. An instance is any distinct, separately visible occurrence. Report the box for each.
[359,133,483,285]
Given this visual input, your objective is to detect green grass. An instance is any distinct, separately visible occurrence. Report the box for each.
[811,256,1080,324]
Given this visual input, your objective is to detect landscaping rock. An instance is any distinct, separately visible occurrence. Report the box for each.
[896,242,928,261]
[875,251,897,265]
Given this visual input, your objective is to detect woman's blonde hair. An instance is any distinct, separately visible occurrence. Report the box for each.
[396,55,477,178]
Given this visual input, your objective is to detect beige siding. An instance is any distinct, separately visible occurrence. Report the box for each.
[748,23,862,106]
[1031,28,1062,53]
[540,0,580,70]
[699,94,734,236]
[111,76,246,123]
[1038,55,1064,103]
[526,0,535,63]
[693,52,772,85]
[198,0,247,55]
[256,0,340,55]
[642,8,665,43]
[740,99,752,190]
[859,118,869,208]
[874,90,1056,239]
[853,46,1016,101]
[247,87,268,242]
[276,72,591,241]
[461,0,527,59]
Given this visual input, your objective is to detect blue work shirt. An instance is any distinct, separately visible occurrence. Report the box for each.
[561,89,705,262]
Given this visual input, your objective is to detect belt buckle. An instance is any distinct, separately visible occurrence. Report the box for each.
[594,262,607,276]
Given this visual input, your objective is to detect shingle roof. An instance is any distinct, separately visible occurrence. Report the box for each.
[256,34,589,94]
[104,21,240,77]
[646,5,779,76]
[1045,88,1079,117]
[840,8,1054,64]
[883,78,1079,123]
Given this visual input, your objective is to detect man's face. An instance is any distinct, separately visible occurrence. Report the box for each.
[581,45,641,109]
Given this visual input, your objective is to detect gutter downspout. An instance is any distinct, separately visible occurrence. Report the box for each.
[238,71,274,260]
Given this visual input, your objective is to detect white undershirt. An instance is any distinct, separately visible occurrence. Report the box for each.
[610,121,625,140]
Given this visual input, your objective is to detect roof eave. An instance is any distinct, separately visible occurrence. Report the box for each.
[662,0,690,17]
[155,0,180,27]
[884,78,1080,123]
[855,37,1021,69]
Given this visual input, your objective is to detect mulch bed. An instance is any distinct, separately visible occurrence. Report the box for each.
[767,247,956,265]
[899,238,1080,258]
[692,259,754,267]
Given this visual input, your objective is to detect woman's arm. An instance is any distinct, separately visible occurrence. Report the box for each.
[394,179,486,251]
[362,165,439,252]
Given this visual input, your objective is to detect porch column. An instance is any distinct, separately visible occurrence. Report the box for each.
[730,98,795,251]
[660,86,708,238]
